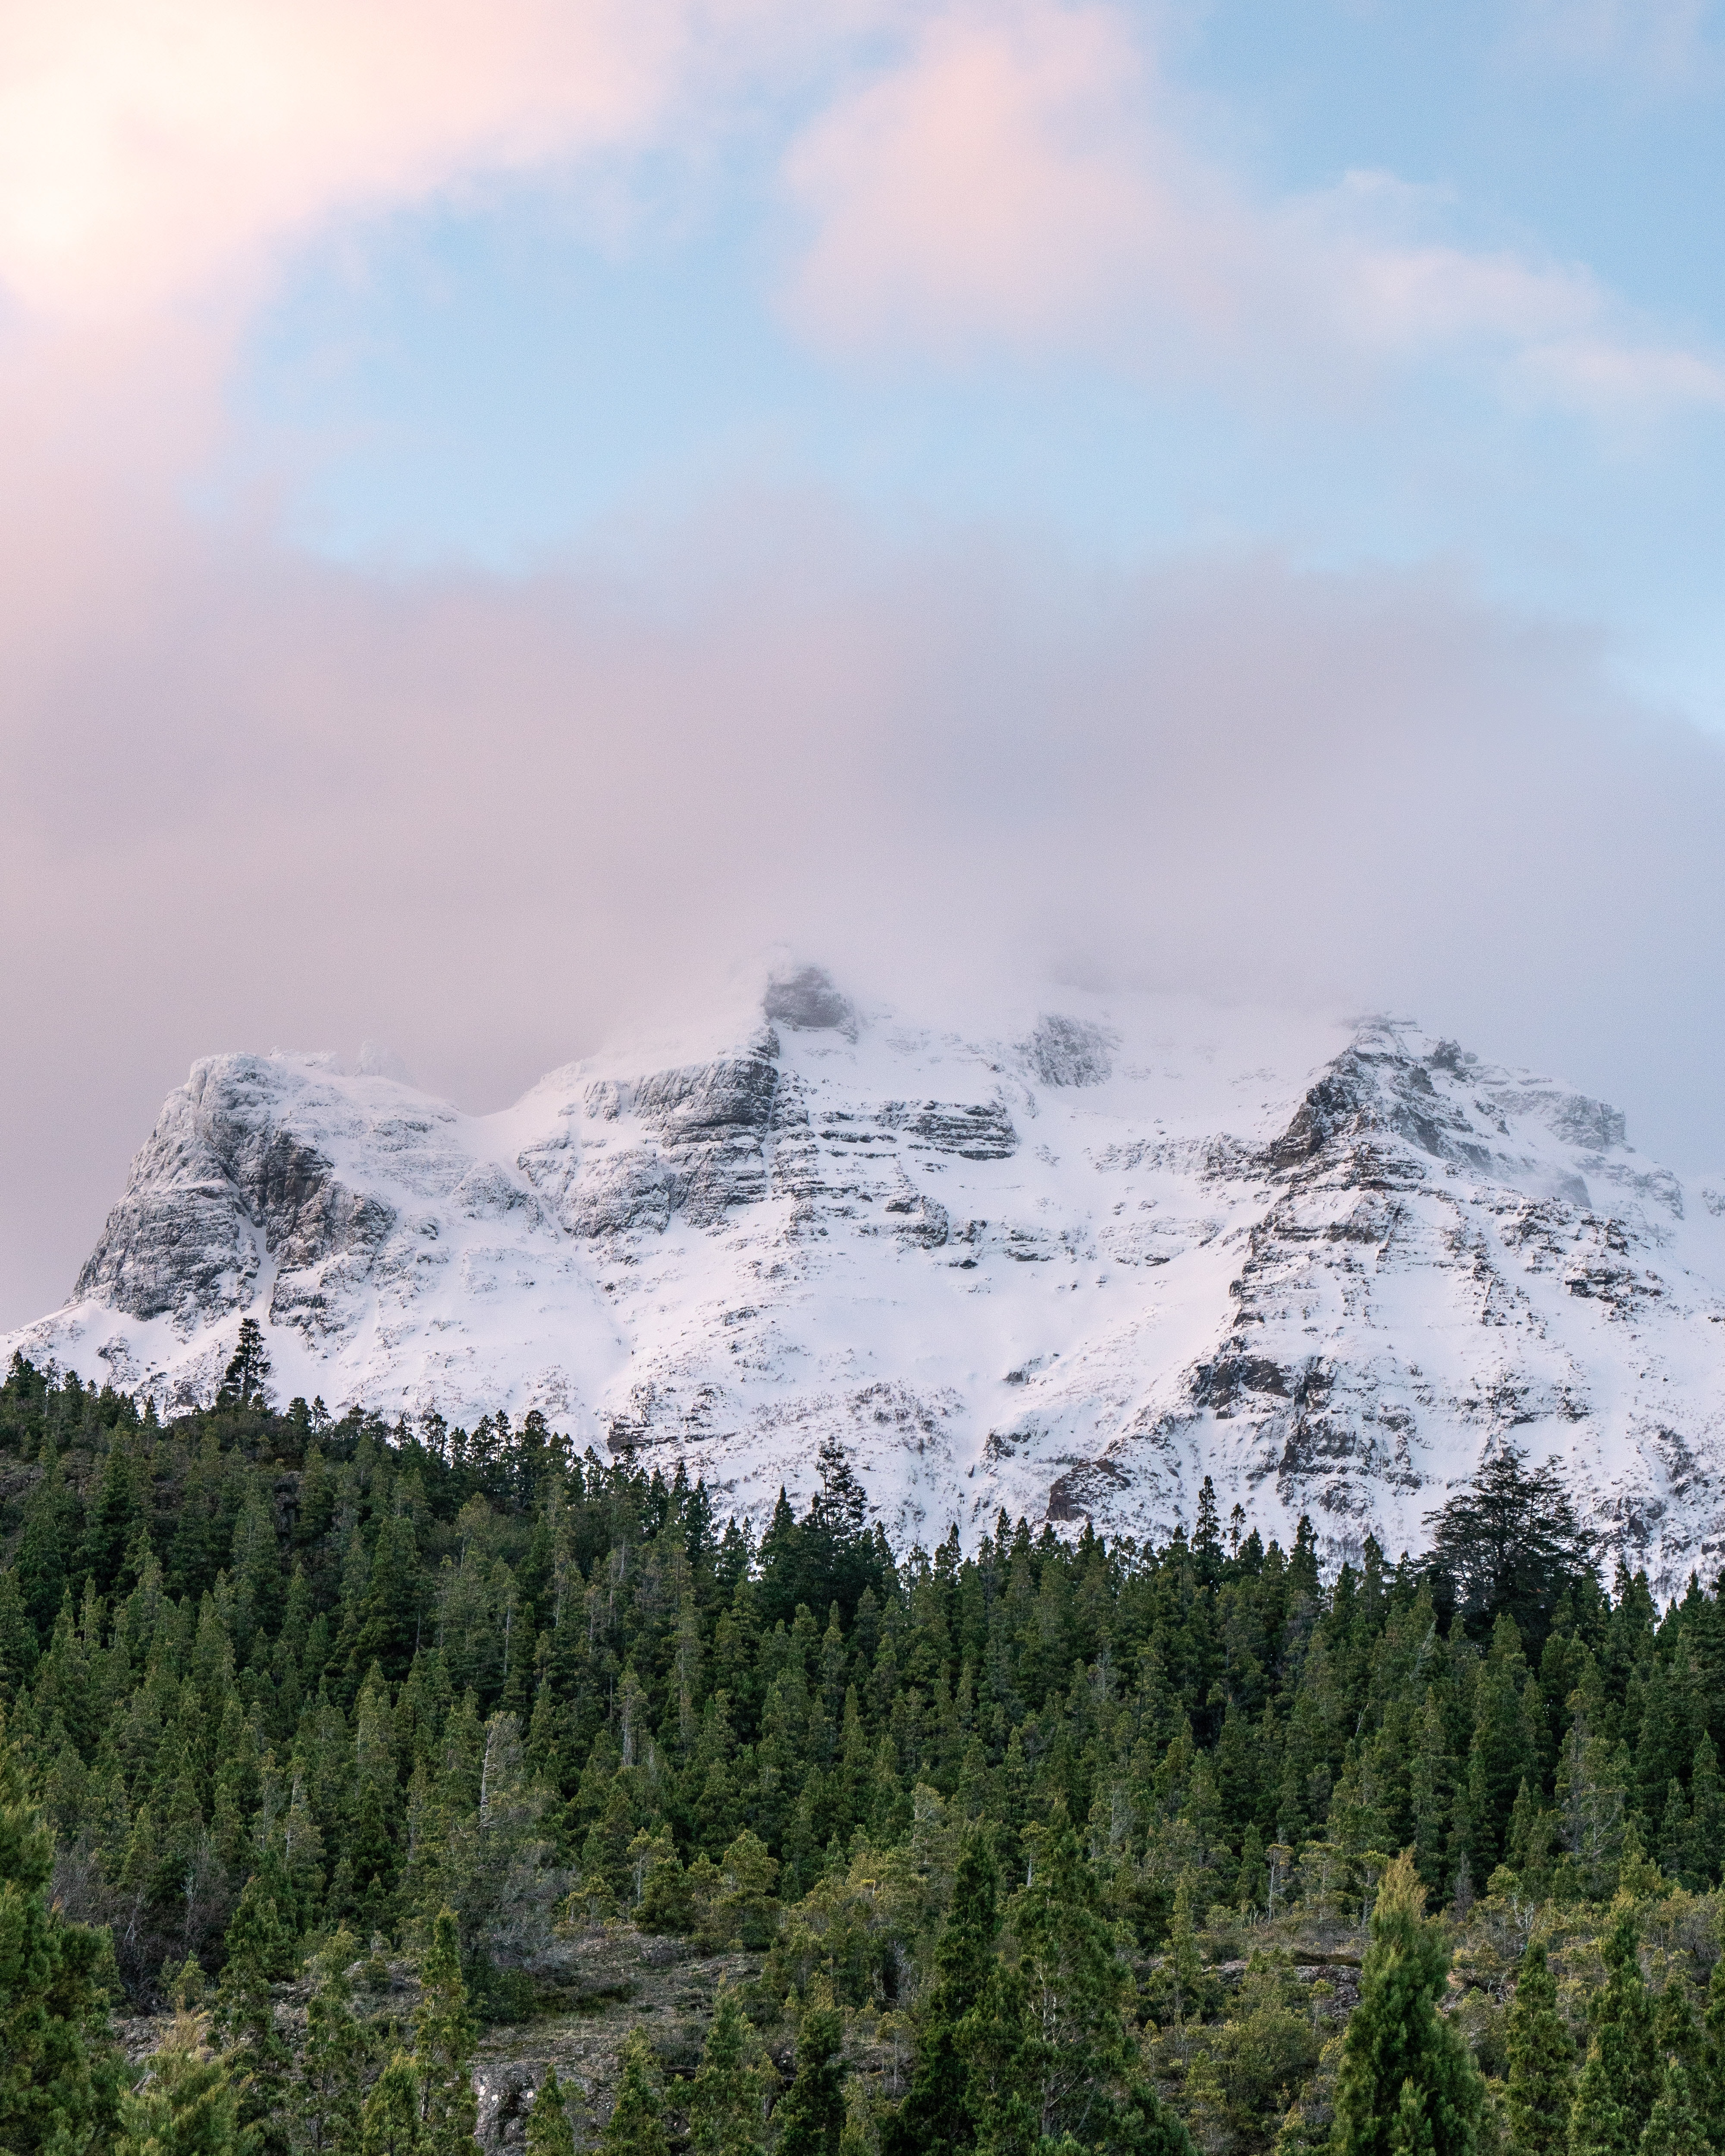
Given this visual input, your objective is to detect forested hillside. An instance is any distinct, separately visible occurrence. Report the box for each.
[5,1335,1725,2156]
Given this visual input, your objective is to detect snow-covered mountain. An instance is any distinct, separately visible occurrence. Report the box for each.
[11,968,1725,1588]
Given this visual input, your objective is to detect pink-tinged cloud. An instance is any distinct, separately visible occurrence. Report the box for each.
[6,471,1725,1324]
[780,0,1236,353]
[2,0,1716,421]
[780,0,1725,415]
[0,0,810,318]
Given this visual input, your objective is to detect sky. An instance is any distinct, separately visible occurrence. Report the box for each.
[5,0,1725,1325]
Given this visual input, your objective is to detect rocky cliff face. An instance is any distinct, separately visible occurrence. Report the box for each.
[13,975,1725,1590]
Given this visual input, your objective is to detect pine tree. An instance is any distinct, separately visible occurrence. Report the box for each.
[526,2066,578,2156]
[79,1439,144,1597]
[216,1874,292,2156]
[1330,1852,1484,2156]
[1505,1939,1574,2156]
[16,1443,72,1640]
[292,1937,368,2156]
[960,1961,1038,2156]
[1110,2075,1197,2156]
[1008,1810,1134,2147]
[1424,1448,1596,1646]
[1167,1871,1204,2032]
[1687,1736,1725,1891]
[773,1998,848,2156]
[603,2031,670,2156]
[1698,1956,1725,2153]
[362,2055,426,2156]
[884,1827,1000,2156]
[413,1908,478,2156]
[1639,2062,1703,2156]
[688,1982,770,2156]
[1467,1621,1533,1879]
[118,2012,242,2156]
[1569,1912,1655,2156]
[0,1566,37,1699]
[217,1319,273,1411]
[0,1715,124,2156]
[1390,2075,1437,2156]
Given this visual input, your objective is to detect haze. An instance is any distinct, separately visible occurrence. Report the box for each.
[4,0,1725,1327]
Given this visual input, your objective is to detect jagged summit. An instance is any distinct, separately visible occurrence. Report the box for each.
[10,983,1725,1589]
[763,964,856,1036]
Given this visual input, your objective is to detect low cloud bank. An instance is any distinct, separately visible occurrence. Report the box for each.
[5,479,1723,1323]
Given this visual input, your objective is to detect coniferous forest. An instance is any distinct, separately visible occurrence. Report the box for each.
[6,1331,1725,2156]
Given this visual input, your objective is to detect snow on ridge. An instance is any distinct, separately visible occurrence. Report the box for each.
[9,975,1725,1593]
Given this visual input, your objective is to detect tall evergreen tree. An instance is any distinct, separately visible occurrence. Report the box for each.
[413,1908,478,2156]
[1569,1913,1655,2156]
[1009,1810,1137,2149]
[773,1998,848,2156]
[1639,2062,1703,2156]
[1698,1957,1725,2154]
[118,2013,241,2156]
[0,1717,124,2156]
[688,1983,770,2156]
[884,1827,1000,2156]
[526,2066,578,2156]
[292,1938,368,2156]
[362,2056,426,2156]
[1424,1451,1596,1648]
[217,1320,273,1412]
[1505,1938,1575,2156]
[16,1444,72,1640]
[960,1961,1038,2156]
[215,1874,292,2156]
[602,2031,671,2156]
[1330,1852,1483,2156]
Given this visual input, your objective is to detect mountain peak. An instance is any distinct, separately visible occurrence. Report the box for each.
[9,994,1724,1591]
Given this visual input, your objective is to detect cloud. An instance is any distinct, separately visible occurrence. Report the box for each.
[0,0,810,320]
[1503,0,1718,85]
[780,0,1222,351]
[779,0,1725,415]
[6,461,1725,1323]
[3,0,1724,1336]
[1,0,1715,427]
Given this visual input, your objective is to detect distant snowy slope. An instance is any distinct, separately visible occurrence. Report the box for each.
[10,971,1725,1589]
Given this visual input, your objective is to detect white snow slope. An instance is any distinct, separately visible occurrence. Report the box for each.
[10,970,1725,1590]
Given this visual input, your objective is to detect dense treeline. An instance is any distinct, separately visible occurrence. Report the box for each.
[6,1336,1725,2156]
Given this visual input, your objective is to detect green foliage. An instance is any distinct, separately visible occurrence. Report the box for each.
[1330,1853,1483,2156]
[0,1712,124,2156]
[1568,1913,1655,2156]
[216,1322,273,1414]
[361,2055,425,2156]
[1637,2061,1702,2156]
[6,1369,1725,2156]
[1009,1809,1136,2147]
[216,1875,292,2156]
[413,1908,478,2156]
[689,1984,771,2156]
[525,2066,578,2156]
[1424,1451,1597,1650]
[883,1827,999,2156]
[1504,1939,1574,2156]
[291,1936,368,2156]
[602,2031,670,2156]
[773,1998,849,2156]
[116,2014,241,2156]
